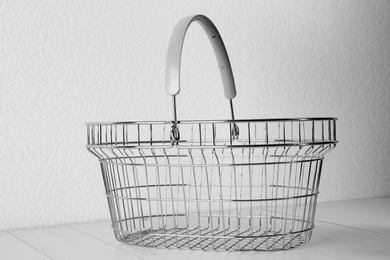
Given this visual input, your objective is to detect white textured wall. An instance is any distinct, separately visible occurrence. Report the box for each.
[1,0,389,231]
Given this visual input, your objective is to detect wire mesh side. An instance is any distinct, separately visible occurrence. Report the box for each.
[87,122,172,148]
[86,119,337,149]
[88,144,332,251]
[176,119,337,148]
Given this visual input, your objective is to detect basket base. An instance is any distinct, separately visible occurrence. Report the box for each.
[114,227,313,251]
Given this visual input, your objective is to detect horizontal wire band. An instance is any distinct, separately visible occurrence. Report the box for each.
[105,192,318,202]
[99,158,322,167]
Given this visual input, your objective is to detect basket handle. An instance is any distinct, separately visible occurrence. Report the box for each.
[166,15,239,144]
[166,15,237,120]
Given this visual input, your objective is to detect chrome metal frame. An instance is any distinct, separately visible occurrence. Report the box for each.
[86,118,337,251]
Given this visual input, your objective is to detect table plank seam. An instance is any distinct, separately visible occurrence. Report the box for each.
[7,231,54,260]
[68,225,146,260]
[315,220,390,237]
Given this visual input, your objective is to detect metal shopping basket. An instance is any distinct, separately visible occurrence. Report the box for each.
[86,15,337,251]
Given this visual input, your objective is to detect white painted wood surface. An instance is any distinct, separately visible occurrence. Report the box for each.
[2,197,389,260]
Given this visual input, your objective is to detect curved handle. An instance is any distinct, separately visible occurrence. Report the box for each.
[165,14,237,99]
[166,15,240,144]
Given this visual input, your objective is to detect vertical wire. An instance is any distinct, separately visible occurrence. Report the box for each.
[248,122,251,145]
[198,148,206,238]
[201,148,214,249]
[295,157,305,244]
[125,124,128,145]
[211,124,221,249]
[110,125,113,146]
[154,149,166,246]
[263,147,270,249]
[222,147,231,233]
[179,148,189,248]
[163,124,166,146]
[140,150,154,237]
[291,150,302,235]
[285,147,301,248]
[292,146,303,235]
[306,160,317,232]
[301,153,313,242]
[248,145,254,250]
[269,122,278,249]
[273,147,285,249]
[163,149,169,247]
[106,152,124,235]
[221,145,233,245]
[151,149,164,230]
[137,151,147,237]
[105,125,108,145]
[230,147,239,250]
[252,123,260,233]
[264,122,270,248]
[302,120,315,241]
[212,123,216,146]
[198,138,205,239]
[204,124,207,147]
[269,122,282,241]
[137,125,140,146]
[300,146,314,245]
[105,160,119,235]
[130,150,144,235]
[199,124,202,146]
[186,148,193,249]
[100,162,118,236]
[87,125,90,145]
[298,121,301,144]
[269,147,278,250]
[221,147,229,229]
[309,159,323,243]
[99,125,102,144]
[208,127,218,247]
[188,124,195,247]
[163,148,178,246]
[311,120,315,143]
[239,148,246,250]
[188,149,202,248]
[115,125,118,144]
[175,148,181,248]
[229,123,233,145]
[123,125,126,145]
[280,146,290,248]
[252,145,259,249]
[213,148,226,249]
[111,148,130,233]
[122,149,137,235]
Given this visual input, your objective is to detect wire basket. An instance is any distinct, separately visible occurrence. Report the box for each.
[86,15,337,251]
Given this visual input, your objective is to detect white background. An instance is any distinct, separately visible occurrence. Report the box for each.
[1,0,389,230]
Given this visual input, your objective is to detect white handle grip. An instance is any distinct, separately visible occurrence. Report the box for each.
[165,15,237,99]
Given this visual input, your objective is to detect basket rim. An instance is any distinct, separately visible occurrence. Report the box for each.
[85,117,338,126]
[86,141,338,149]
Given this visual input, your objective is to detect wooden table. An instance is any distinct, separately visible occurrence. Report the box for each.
[2,197,389,259]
